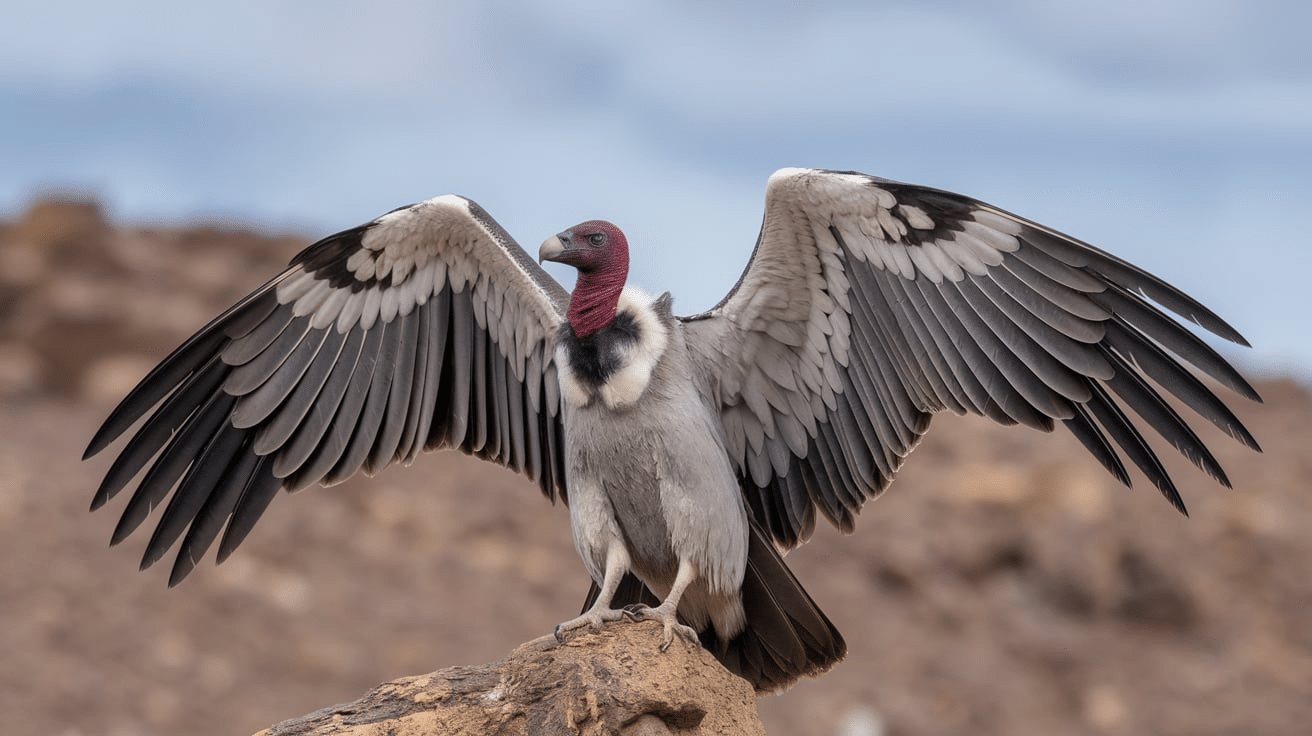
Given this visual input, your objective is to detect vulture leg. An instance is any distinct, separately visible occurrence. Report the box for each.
[629,558,701,651]
[553,541,635,641]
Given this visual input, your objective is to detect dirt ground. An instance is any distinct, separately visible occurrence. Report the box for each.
[2,199,1309,736]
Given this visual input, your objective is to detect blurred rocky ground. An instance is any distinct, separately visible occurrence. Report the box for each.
[2,198,1309,736]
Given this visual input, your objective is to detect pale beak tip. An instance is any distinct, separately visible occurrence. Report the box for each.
[538,235,565,264]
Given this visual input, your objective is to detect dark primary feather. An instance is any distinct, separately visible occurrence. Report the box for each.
[84,288,280,464]
[84,195,570,582]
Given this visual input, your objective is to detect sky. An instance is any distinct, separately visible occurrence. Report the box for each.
[2,0,1309,380]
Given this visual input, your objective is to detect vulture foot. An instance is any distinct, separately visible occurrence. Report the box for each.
[553,606,635,643]
[628,603,699,651]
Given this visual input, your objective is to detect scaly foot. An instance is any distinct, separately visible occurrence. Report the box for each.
[553,606,635,642]
[627,603,700,651]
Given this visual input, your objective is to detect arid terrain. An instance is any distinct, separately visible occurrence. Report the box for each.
[2,199,1309,736]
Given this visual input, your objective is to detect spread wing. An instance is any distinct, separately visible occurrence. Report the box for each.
[682,168,1261,549]
[84,196,571,584]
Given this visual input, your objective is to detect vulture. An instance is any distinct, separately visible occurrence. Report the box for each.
[84,167,1261,693]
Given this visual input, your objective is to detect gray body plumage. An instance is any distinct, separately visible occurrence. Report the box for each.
[558,289,748,638]
[83,168,1260,693]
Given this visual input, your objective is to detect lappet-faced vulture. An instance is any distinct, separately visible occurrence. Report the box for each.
[85,168,1261,692]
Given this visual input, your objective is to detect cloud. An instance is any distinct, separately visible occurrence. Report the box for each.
[1,0,1308,373]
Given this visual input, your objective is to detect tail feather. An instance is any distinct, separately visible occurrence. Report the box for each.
[716,520,846,692]
[579,521,846,693]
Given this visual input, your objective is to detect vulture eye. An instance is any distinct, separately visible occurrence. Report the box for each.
[587,232,606,246]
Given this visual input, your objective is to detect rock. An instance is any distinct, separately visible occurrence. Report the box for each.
[17,197,110,250]
[258,621,766,736]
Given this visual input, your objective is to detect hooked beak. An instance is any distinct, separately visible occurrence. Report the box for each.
[538,233,567,264]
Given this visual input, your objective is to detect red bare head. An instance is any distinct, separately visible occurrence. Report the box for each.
[539,220,631,338]
[539,220,629,274]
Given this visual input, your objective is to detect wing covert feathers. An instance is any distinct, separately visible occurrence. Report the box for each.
[85,195,570,581]
[682,167,1259,548]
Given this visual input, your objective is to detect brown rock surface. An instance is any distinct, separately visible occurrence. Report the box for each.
[2,198,1309,735]
[257,622,764,736]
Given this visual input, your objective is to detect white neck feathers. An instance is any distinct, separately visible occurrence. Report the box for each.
[557,287,669,410]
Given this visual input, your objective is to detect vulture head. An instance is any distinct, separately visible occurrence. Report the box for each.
[540,220,631,338]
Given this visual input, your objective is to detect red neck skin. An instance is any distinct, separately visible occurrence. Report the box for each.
[567,253,629,339]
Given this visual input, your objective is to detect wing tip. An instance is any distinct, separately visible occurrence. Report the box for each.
[82,439,107,462]
[167,556,197,588]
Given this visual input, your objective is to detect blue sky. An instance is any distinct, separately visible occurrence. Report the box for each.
[3,0,1309,378]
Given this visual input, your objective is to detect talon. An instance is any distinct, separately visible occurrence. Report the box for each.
[659,621,700,651]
